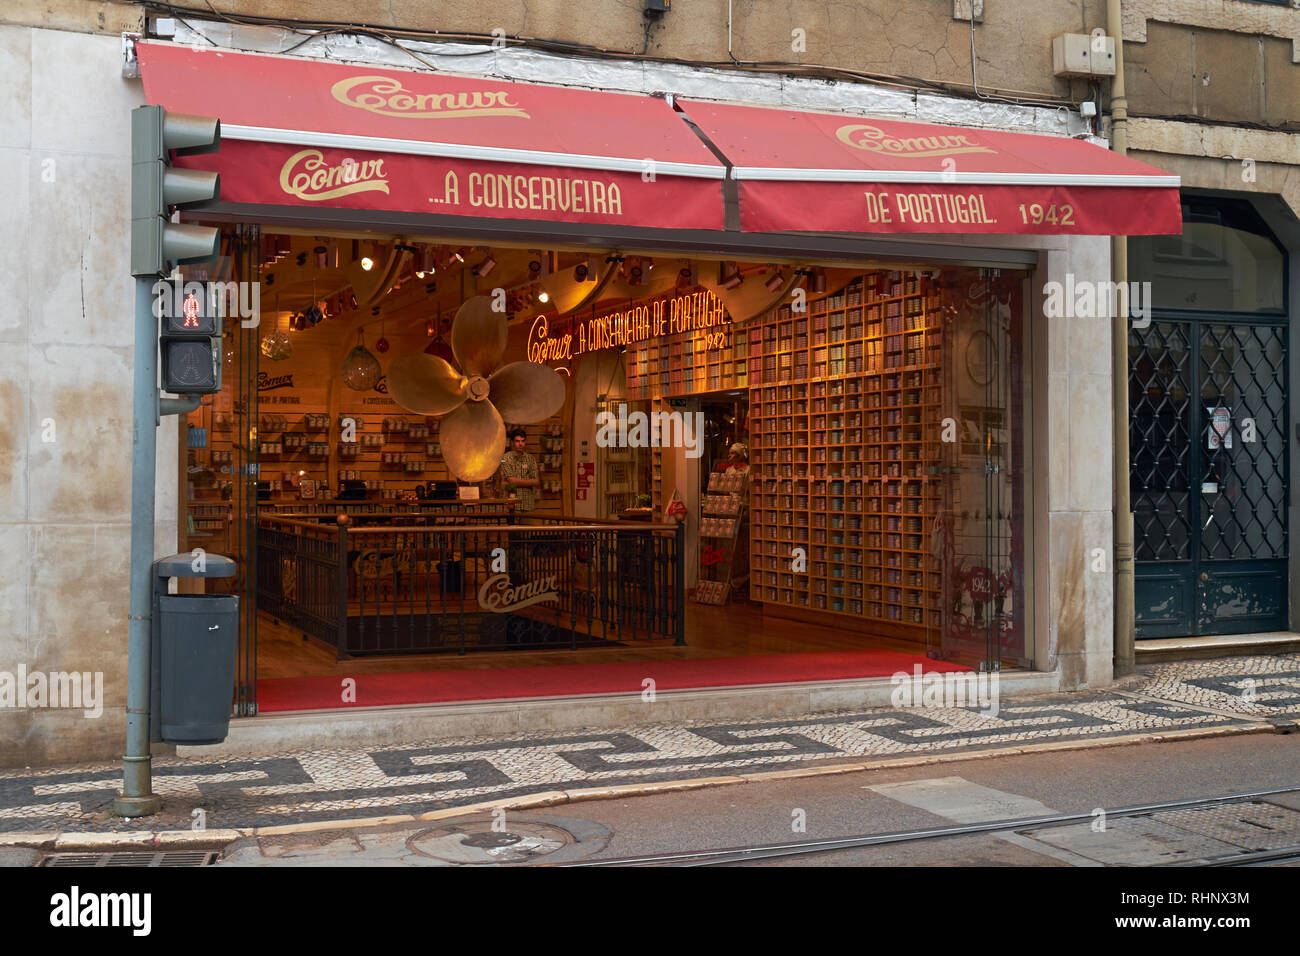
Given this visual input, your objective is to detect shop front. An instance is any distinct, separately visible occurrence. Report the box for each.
[138,40,1182,719]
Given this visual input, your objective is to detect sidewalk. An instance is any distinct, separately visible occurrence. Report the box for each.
[1,655,1296,851]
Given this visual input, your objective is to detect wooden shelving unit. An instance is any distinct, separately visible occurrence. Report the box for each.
[747,271,944,635]
[624,302,749,399]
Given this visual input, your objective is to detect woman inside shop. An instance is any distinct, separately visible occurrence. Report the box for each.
[713,442,750,475]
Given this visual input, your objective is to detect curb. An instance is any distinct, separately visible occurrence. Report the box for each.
[1,719,1281,853]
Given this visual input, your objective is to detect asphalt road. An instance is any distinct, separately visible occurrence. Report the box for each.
[212,731,1300,867]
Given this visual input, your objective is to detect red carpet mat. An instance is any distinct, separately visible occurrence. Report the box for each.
[257,650,971,712]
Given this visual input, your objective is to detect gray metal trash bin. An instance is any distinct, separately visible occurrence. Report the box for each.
[158,594,239,744]
[150,553,238,745]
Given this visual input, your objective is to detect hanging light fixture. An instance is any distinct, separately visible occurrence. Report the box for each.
[342,329,382,391]
[416,245,436,279]
[425,313,455,363]
[260,295,293,361]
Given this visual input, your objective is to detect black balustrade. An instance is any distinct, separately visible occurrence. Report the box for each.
[257,514,685,658]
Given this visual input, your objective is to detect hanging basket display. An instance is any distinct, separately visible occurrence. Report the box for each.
[342,331,382,391]
[260,329,293,361]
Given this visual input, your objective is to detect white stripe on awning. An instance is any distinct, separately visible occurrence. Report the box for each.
[222,124,730,180]
[730,166,1180,187]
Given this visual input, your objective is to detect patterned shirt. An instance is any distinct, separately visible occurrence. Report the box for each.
[499,450,540,512]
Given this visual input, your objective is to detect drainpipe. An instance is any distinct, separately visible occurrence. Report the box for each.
[1108,0,1135,677]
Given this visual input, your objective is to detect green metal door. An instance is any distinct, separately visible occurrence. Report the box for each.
[1130,316,1288,637]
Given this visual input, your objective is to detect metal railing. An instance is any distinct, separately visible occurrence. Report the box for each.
[257,514,685,657]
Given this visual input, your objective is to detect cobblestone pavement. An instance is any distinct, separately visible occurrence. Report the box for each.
[1,656,1296,834]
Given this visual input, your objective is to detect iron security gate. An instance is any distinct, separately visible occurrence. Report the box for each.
[1130,317,1288,637]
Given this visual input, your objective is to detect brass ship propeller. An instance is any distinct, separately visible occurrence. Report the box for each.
[386,295,566,482]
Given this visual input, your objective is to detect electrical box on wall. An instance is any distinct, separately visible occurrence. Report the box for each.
[1089,34,1116,76]
[1053,33,1116,77]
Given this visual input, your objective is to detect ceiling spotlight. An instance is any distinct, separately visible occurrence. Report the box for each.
[528,259,542,276]
[765,271,786,292]
[720,269,743,290]
[474,256,497,277]
[573,263,589,281]
[415,271,425,279]
[452,248,467,263]
[361,257,374,271]
[537,290,550,304]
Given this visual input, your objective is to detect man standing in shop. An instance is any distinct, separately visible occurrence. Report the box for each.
[499,428,542,645]
[499,427,541,513]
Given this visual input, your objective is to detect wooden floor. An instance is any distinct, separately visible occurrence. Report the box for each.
[256,598,930,679]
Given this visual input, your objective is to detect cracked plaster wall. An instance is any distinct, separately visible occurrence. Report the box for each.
[5,0,1109,99]
[0,25,175,767]
[7,0,1296,131]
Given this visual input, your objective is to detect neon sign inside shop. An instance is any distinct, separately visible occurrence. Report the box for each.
[527,289,729,365]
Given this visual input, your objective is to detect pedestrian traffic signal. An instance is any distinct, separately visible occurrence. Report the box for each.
[131,105,221,278]
[159,284,222,394]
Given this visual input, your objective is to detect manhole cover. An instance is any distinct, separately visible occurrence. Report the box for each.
[461,832,524,849]
[409,819,589,865]
[410,816,613,868]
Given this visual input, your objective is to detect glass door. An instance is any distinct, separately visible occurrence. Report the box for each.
[231,224,261,715]
[930,268,1027,669]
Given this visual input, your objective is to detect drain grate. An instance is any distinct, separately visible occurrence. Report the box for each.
[41,851,218,867]
[1150,802,1300,852]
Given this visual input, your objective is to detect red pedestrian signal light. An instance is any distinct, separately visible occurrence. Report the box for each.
[159,283,222,394]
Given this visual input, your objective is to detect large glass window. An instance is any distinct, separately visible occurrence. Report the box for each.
[1129,198,1285,314]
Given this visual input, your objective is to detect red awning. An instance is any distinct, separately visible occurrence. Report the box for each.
[138,43,728,230]
[139,42,1181,238]
[676,99,1182,235]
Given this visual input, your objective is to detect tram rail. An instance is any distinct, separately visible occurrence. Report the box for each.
[557,784,1300,867]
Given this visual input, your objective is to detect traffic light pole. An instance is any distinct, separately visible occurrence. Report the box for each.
[114,277,166,817]
[117,105,221,816]
[116,276,206,817]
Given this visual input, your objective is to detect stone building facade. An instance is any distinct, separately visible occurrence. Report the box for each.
[0,0,1295,766]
